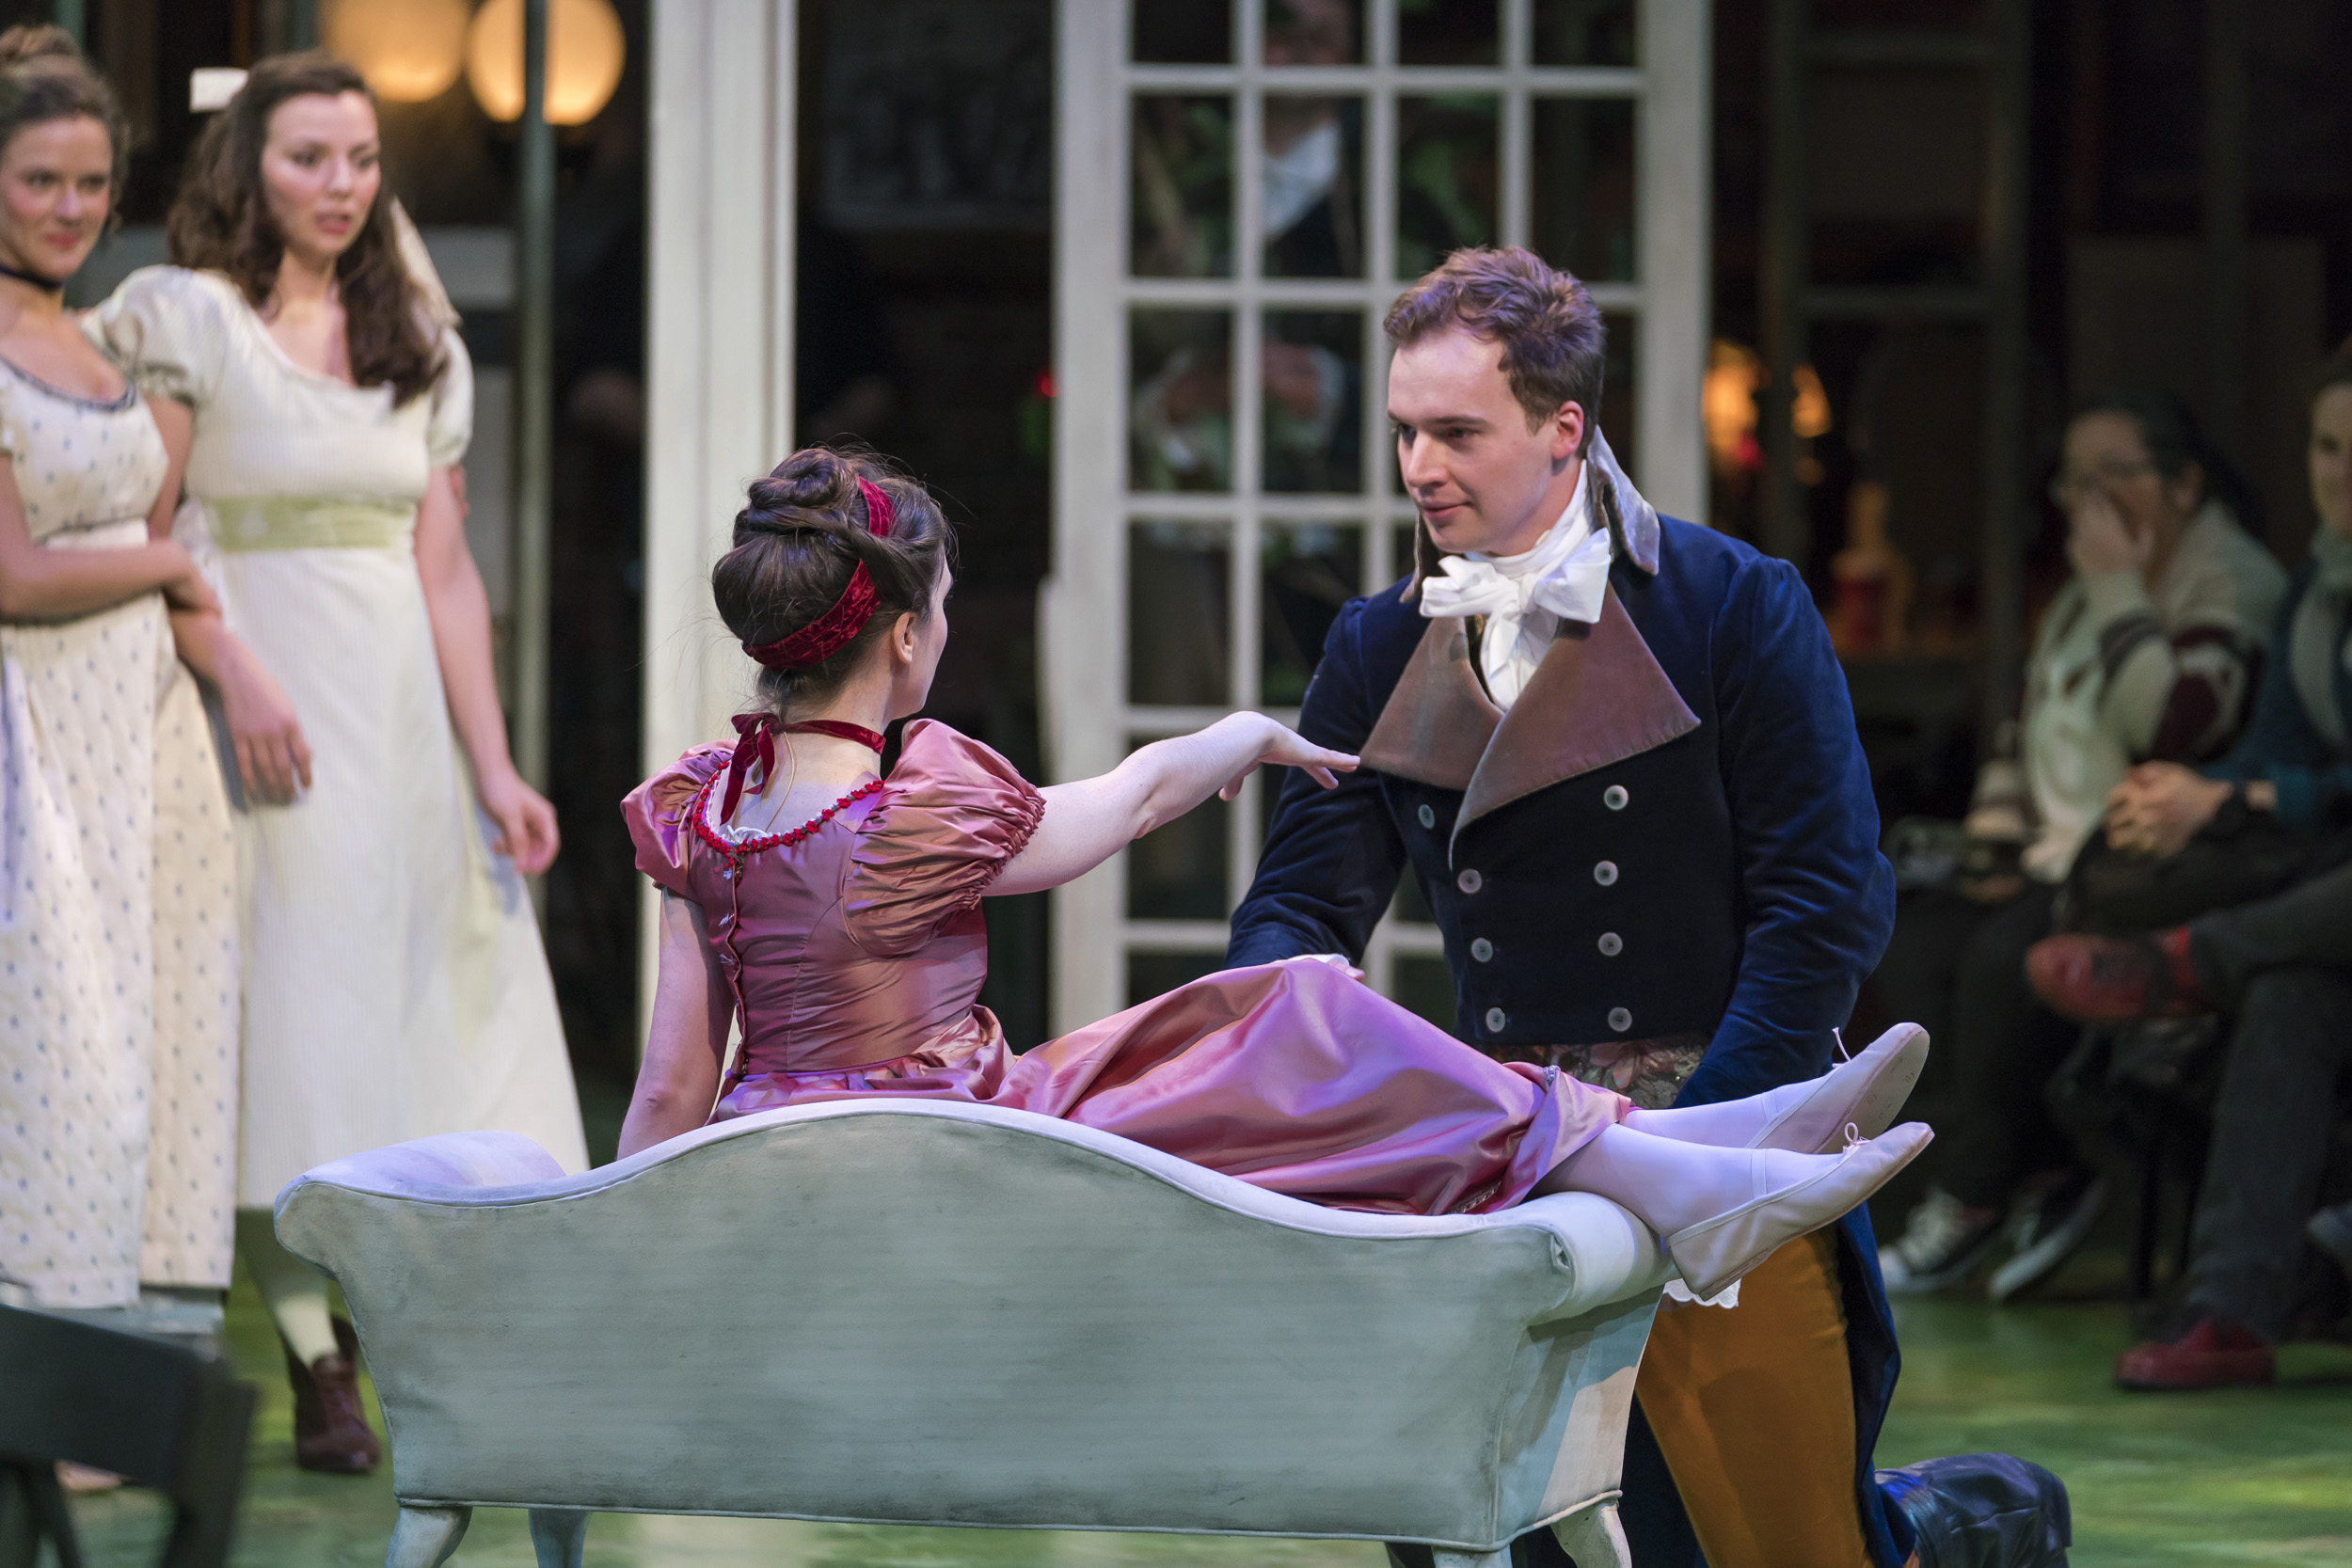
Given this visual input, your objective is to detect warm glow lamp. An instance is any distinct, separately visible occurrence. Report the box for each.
[322,0,471,103]
[466,0,627,125]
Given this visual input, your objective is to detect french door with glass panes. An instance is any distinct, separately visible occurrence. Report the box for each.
[1046,0,1710,1034]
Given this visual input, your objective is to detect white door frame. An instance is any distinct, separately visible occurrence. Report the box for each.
[641,0,798,1026]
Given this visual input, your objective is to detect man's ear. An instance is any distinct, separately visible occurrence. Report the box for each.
[1551,401,1587,465]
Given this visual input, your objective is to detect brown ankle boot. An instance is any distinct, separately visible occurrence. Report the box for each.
[283,1318,380,1474]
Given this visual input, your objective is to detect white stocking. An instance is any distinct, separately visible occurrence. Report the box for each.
[236,1208,339,1366]
[1534,1123,1837,1237]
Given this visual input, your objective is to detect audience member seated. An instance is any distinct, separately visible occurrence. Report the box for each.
[1875,388,2285,1298]
[2028,341,2352,1388]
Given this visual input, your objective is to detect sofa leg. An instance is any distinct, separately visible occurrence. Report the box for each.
[385,1504,470,1568]
[529,1507,589,1568]
[1549,1500,1631,1568]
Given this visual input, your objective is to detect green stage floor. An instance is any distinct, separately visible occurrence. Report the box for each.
[61,1275,2352,1566]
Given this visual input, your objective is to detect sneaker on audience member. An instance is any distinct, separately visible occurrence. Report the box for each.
[1989,1170,2108,1302]
[2308,1201,2352,1280]
[1880,1187,2006,1292]
[2114,1316,2275,1390]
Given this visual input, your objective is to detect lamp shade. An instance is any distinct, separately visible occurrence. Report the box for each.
[466,0,627,126]
[323,0,470,103]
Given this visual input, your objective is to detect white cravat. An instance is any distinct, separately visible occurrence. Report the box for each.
[1417,467,1608,709]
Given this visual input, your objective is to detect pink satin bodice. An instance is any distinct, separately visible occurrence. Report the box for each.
[624,720,1046,1079]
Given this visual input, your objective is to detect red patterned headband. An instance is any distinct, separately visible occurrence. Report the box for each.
[743,473,898,670]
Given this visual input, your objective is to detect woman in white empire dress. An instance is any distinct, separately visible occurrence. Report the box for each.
[86,53,583,1472]
[0,27,238,1335]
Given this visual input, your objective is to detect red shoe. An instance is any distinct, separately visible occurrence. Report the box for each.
[2114,1317,2275,1390]
[2026,927,2207,1022]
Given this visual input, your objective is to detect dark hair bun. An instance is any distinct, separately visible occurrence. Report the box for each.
[0,24,83,71]
[711,447,958,714]
[747,450,853,521]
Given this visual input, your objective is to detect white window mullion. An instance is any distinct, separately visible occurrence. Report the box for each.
[1499,0,1533,251]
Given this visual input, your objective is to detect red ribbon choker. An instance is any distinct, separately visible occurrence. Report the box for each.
[720,714,888,825]
[742,474,898,671]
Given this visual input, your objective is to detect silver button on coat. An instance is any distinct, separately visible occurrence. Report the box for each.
[1485,1006,1507,1033]
[1593,861,1618,886]
[1417,803,1437,829]
[1597,931,1623,956]
[1607,1006,1632,1033]
[1470,937,1494,962]
[1603,784,1629,811]
[1457,868,1483,895]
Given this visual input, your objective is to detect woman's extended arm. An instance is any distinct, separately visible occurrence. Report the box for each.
[413,464,560,873]
[617,892,734,1159]
[0,455,213,621]
[991,712,1356,897]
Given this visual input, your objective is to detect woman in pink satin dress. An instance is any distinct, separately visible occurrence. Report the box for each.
[618,451,1931,1298]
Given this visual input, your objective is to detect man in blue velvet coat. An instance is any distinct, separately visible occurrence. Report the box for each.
[1226,248,1915,1567]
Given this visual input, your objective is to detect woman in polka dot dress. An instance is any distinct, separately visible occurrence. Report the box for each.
[0,30,239,1320]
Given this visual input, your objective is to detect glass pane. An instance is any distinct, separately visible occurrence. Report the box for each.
[1126,739,1230,918]
[1597,312,1637,474]
[1396,96,1498,279]
[1531,98,1637,282]
[1398,0,1498,65]
[1127,950,1228,1006]
[1262,520,1362,704]
[1391,955,1456,1030]
[1129,309,1234,493]
[1133,0,1232,63]
[1263,97,1364,278]
[1131,96,1233,278]
[1128,520,1231,705]
[1265,0,1363,65]
[1263,310,1364,494]
[1533,0,1637,65]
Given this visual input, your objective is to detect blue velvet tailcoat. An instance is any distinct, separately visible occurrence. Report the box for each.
[1226,440,1910,1565]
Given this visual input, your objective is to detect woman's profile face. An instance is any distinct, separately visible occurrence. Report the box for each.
[0,116,112,285]
[2056,411,2198,539]
[259,91,381,270]
[2312,384,2352,538]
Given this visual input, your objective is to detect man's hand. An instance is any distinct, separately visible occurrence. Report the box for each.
[2105,762,2232,858]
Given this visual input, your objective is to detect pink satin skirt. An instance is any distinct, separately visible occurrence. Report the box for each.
[711,958,1629,1215]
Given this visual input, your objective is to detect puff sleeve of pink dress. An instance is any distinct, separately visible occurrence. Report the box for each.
[623,719,1629,1214]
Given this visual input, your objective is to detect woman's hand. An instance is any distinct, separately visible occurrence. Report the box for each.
[2105,762,2231,858]
[2066,488,2153,579]
[476,764,561,874]
[215,640,313,805]
[1214,713,1359,800]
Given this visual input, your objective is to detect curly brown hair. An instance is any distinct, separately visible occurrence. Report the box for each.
[0,24,131,246]
[165,51,442,404]
[712,449,957,717]
[1383,245,1607,446]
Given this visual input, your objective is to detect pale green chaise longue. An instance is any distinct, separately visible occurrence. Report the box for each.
[276,1098,1675,1568]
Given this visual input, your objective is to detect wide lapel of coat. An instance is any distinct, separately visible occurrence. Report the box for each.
[1359,617,1501,791]
[1454,586,1701,836]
